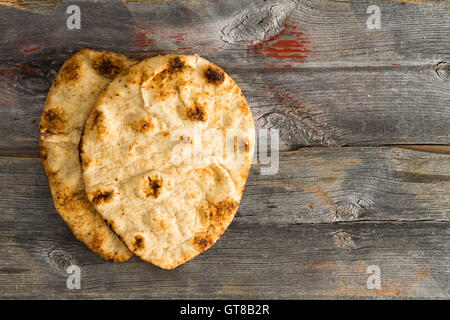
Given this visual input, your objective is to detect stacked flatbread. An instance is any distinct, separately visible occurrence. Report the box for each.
[40,49,255,269]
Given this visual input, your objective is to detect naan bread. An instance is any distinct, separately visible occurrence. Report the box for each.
[80,54,255,269]
[39,49,137,261]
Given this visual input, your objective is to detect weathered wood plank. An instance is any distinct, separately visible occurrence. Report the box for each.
[397,145,450,154]
[239,66,450,149]
[1,63,449,155]
[1,147,448,225]
[1,0,449,68]
[1,0,449,154]
[0,220,448,298]
[242,146,450,224]
[0,0,449,300]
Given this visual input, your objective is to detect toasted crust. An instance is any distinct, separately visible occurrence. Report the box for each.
[39,49,138,262]
[80,54,255,269]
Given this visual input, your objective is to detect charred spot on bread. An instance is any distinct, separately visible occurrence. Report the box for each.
[168,57,184,71]
[91,190,114,205]
[133,117,154,133]
[205,66,225,84]
[193,233,214,251]
[144,176,162,198]
[91,110,102,127]
[138,121,153,133]
[60,58,81,81]
[185,102,207,122]
[54,189,71,207]
[210,200,238,227]
[133,235,144,250]
[102,218,117,232]
[217,200,239,213]
[39,108,65,134]
[92,54,124,79]
[89,109,109,138]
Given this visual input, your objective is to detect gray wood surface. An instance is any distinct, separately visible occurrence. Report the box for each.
[2,64,450,155]
[1,0,450,155]
[1,221,448,299]
[1,148,448,226]
[0,148,448,298]
[1,0,450,68]
[0,0,449,299]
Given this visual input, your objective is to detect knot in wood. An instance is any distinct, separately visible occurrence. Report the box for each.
[221,0,295,46]
[48,249,77,274]
[434,61,450,80]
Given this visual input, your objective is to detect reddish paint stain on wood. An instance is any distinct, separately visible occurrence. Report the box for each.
[17,64,37,77]
[261,84,306,107]
[263,64,293,69]
[260,84,321,119]
[0,64,35,78]
[134,30,156,48]
[0,63,37,88]
[126,49,165,54]
[21,45,41,53]
[248,19,311,67]
[129,28,195,58]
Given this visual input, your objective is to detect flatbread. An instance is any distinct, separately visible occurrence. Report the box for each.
[80,54,255,269]
[39,49,137,261]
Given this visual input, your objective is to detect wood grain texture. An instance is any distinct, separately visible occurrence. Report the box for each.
[242,147,450,224]
[395,145,450,155]
[1,0,449,154]
[0,0,449,299]
[1,0,449,67]
[1,0,450,155]
[1,221,448,299]
[1,64,449,155]
[0,148,448,298]
[1,148,448,226]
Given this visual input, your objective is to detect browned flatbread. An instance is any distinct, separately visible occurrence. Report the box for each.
[80,54,255,269]
[39,49,137,261]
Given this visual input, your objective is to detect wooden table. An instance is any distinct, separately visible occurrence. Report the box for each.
[0,0,448,299]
